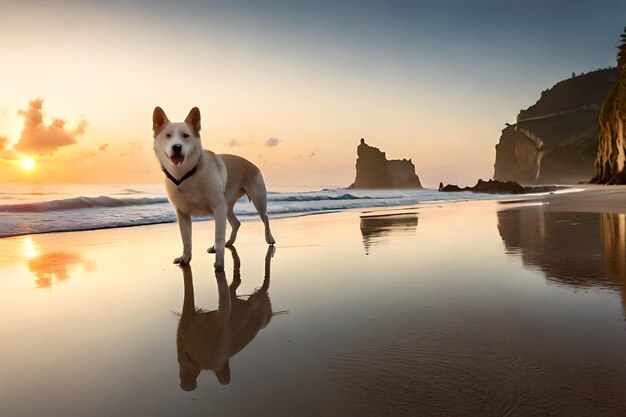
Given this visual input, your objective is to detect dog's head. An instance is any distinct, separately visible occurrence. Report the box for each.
[152,107,202,169]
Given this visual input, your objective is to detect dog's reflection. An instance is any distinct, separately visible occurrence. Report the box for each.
[177,245,275,390]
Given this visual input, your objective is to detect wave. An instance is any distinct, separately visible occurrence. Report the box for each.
[0,196,169,213]
[0,187,503,239]
[0,191,381,213]
[267,193,371,202]
[111,188,150,195]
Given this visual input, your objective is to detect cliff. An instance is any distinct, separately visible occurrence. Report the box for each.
[494,68,617,184]
[593,28,626,184]
[349,139,422,189]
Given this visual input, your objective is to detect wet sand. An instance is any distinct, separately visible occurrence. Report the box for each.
[1,187,625,416]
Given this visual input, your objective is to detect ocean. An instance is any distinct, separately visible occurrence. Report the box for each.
[0,184,501,238]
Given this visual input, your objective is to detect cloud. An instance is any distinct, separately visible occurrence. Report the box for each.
[0,136,16,160]
[13,99,87,155]
[98,143,109,151]
[265,137,282,147]
[225,139,240,147]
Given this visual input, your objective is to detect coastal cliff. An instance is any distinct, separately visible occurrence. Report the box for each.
[593,28,626,184]
[349,139,422,189]
[494,68,617,184]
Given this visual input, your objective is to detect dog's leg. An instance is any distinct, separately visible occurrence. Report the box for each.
[225,203,241,247]
[179,265,195,323]
[247,181,276,245]
[261,244,276,292]
[227,246,241,296]
[212,203,227,272]
[174,210,192,265]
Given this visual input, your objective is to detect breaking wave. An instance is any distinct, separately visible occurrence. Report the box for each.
[0,185,499,238]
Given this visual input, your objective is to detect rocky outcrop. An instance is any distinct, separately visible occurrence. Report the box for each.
[593,28,626,184]
[349,139,422,188]
[494,68,617,184]
[438,179,557,194]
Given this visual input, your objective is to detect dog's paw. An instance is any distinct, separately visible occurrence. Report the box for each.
[207,246,216,254]
[173,254,192,265]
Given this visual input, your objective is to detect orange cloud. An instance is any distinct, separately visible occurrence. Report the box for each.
[0,136,17,160]
[13,99,87,155]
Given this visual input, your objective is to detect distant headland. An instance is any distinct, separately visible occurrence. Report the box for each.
[493,68,616,185]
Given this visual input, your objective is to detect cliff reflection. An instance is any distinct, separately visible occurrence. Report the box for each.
[28,252,94,289]
[498,208,626,314]
[601,213,626,286]
[360,213,418,254]
[176,246,277,391]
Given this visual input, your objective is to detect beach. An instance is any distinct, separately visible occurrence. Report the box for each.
[1,187,626,416]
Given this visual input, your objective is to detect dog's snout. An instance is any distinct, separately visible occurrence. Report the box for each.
[172,144,182,154]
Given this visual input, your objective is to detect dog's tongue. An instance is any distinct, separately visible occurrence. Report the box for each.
[169,155,185,166]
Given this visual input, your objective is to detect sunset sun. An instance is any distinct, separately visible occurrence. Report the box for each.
[20,157,36,172]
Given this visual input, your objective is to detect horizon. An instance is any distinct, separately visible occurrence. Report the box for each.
[1,0,625,188]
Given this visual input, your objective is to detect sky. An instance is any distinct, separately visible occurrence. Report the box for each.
[0,0,624,188]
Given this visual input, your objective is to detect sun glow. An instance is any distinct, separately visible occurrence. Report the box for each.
[22,237,39,259]
[20,157,36,171]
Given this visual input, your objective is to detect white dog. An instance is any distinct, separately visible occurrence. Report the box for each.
[152,106,275,270]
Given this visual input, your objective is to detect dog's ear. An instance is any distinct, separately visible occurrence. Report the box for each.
[185,107,201,136]
[153,107,169,135]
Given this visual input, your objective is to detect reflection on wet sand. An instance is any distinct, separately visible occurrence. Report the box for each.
[359,213,418,254]
[601,213,626,283]
[498,208,626,315]
[176,246,277,390]
[28,252,94,289]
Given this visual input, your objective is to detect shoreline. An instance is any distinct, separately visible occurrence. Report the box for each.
[1,184,624,241]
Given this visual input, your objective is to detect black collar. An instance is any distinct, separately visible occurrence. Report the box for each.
[161,164,198,186]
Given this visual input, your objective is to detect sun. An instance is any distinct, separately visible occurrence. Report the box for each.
[20,157,36,171]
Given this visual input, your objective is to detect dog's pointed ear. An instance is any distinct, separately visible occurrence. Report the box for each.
[153,107,169,134]
[185,107,201,135]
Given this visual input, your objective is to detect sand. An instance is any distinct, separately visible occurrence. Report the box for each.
[1,186,625,416]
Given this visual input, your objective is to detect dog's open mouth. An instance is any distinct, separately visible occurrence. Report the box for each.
[168,155,185,166]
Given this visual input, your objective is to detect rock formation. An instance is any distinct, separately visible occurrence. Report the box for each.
[349,139,422,188]
[494,68,617,184]
[593,28,626,184]
[438,179,557,194]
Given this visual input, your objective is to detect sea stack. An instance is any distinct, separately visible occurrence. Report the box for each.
[349,138,422,189]
[593,28,626,184]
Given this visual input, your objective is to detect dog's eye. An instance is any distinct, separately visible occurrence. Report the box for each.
[166,133,172,138]
[183,134,189,138]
